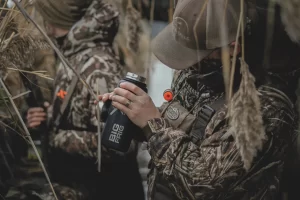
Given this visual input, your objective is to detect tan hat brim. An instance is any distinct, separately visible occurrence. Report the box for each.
[151,24,212,70]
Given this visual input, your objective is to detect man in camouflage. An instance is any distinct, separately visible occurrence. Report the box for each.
[25,0,144,199]
[99,0,298,199]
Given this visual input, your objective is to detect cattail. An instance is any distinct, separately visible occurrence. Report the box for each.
[125,0,142,53]
[278,0,300,43]
[228,59,267,170]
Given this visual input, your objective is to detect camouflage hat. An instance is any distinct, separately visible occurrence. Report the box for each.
[35,0,93,30]
[151,0,246,70]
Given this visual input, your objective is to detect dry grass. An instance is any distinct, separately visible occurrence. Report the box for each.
[0,1,58,199]
[228,59,266,170]
[0,0,298,194]
[110,0,152,77]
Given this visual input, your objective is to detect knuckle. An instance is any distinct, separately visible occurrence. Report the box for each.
[132,86,139,93]
[124,91,131,99]
[113,89,119,95]
[111,95,117,101]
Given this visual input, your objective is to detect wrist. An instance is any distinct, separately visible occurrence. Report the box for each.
[142,122,154,141]
[139,109,161,128]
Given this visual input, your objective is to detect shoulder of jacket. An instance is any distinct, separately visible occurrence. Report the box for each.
[78,51,121,76]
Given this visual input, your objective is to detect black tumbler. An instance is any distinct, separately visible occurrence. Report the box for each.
[101,72,147,152]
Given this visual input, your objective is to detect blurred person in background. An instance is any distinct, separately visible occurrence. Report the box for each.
[25,0,144,199]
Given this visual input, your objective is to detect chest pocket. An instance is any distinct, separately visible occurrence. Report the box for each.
[160,101,196,133]
[161,96,226,146]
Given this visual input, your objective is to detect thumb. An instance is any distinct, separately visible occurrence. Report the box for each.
[44,101,50,108]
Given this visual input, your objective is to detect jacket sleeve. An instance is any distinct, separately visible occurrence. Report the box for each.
[144,92,295,199]
[50,56,123,159]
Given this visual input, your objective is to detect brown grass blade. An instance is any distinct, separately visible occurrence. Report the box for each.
[0,78,58,200]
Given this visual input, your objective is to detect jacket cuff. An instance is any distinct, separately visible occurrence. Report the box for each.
[142,118,170,141]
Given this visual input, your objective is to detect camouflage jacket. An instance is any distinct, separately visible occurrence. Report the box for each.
[145,69,296,200]
[49,0,125,159]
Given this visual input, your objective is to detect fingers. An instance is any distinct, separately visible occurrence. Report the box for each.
[111,101,131,116]
[27,111,46,119]
[95,83,145,107]
[103,93,113,102]
[28,107,44,114]
[113,88,137,102]
[111,95,132,108]
[27,115,46,123]
[97,93,113,101]
[44,101,50,108]
[27,115,46,128]
[27,107,46,128]
[97,95,103,101]
[95,93,113,104]
[27,121,43,128]
[119,82,146,96]
[95,95,103,104]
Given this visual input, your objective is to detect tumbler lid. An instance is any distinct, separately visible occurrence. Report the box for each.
[125,72,146,83]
